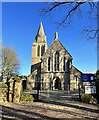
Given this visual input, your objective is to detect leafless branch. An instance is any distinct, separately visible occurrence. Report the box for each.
[58,2,85,25]
[41,2,72,13]
[83,29,99,40]
[41,2,97,39]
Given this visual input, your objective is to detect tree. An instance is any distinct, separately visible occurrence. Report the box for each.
[41,2,98,39]
[0,47,19,82]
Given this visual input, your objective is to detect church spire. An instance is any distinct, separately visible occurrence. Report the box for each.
[32,22,48,65]
[35,22,46,43]
[37,22,45,36]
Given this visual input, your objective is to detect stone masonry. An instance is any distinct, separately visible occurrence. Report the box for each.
[27,22,82,91]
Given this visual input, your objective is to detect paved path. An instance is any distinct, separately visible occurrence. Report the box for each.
[39,90,80,100]
[1,100,99,120]
[1,90,99,120]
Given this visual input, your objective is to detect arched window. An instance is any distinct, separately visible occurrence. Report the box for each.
[37,45,40,56]
[63,57,66,71]
[54,52,59,71]
[41,45,45,56]
[48,57,50,71]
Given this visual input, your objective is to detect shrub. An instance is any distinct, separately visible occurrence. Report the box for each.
[0,82,8,88]
[13,76,20,82]
[20,93,34,102]
[90,95,97,104]
[81,94,97,104]
[81,94,92,103]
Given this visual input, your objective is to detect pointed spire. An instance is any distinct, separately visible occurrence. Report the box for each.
[37,22,45,36]
[35,22,46,43]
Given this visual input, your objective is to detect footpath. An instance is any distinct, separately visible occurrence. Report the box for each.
[1,98,99,120]
[1,90,99,120]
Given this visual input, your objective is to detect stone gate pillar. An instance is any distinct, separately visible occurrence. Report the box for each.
[14,80,22,102]
[9,79,14,102]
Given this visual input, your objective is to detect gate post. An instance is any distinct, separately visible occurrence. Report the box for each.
[78,83,81,102]
[37,81,40,101]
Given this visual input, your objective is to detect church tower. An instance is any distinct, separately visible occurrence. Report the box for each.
[32,22,48,65]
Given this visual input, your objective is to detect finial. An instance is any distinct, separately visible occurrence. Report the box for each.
[55,32,58,40]
[40,22,43,26]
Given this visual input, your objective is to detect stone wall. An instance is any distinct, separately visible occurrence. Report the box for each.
[0,77,23,102]
[27,75,35,90]
[70,66,82,91]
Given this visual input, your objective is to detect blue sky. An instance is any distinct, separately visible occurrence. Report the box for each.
[2,2,97,75]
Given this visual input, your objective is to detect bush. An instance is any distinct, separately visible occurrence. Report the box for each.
[81,94,97,104]
[90,95,97,104]
[0,82,8,88]
[20,93,34,102]
[13,76,20,82]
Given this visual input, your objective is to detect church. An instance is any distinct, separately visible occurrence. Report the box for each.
[27,22,82,91]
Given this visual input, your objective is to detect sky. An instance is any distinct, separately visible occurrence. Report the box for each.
[2,2,97,75]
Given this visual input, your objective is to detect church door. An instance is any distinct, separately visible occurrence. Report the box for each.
[55,77,61,90]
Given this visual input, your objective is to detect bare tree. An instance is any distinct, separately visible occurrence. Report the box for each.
[0,47,19,82]
[41,2,98,39]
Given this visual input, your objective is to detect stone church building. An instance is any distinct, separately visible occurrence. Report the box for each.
[27,22,82,91]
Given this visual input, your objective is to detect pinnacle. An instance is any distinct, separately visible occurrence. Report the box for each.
[54,32,59,40]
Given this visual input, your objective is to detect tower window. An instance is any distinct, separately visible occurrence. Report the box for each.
[54,52,59,71]
[48,57,50,71]
[37,45,40,56]
[41,45,45,56]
